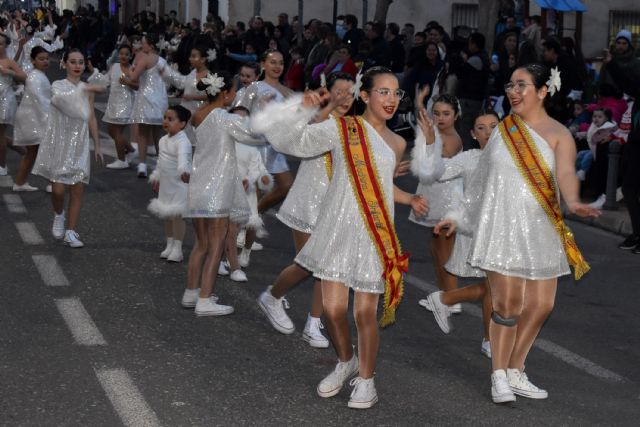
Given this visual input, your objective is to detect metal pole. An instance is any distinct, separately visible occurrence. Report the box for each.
[604,140,621,210]
[332,0,337,26]
[297,0,303,47]
[362,0,367,25]
[253,0,260,16]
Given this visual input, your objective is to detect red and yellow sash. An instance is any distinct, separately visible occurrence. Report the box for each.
[324,152,333,179]
[499,114,590,280]
[337,116,408,326]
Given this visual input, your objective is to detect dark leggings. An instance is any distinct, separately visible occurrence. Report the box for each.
[622,143,640,236]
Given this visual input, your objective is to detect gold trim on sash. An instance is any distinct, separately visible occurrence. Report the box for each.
[499,114,590,280]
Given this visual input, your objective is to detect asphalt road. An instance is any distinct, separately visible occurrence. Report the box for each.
[1,65,639,426]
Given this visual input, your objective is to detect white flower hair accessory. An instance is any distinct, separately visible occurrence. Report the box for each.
[546,67,561,96]
[206,48,217,63]
[132,41,142,50]
[201,72,225,96]
[320,72,327,88]
[351,69,363,100]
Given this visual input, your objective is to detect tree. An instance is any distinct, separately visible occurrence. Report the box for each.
[373,0,393,24]
[478,0,501,53]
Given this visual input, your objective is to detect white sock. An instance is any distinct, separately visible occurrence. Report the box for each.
[172,240,183,250]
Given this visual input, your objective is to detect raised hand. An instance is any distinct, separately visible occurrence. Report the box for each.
[417,108,436,145]
[434,218,456,237]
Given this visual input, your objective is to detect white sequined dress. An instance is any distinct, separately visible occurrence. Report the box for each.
[32,79,92,185]
[236,81,290,174]
[162,68,206,143]
[148,130,192,218]
[460,125,570,280]
[0,72,17,124]
[17,36,63,73]
[88,65,135,124]
[236,143,273,229]
[13,69,51,146]
[186,108,254,224]
[130,56,168,125]
[252,98,397,293]
[409,129,462,227]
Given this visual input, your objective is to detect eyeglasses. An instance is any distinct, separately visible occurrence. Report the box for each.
[371,88,405,99]
[504,82,536,94]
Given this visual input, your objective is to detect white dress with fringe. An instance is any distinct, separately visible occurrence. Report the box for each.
[235,143,273,230]
[186,108,254,224]
[148,130,192,218]
[252,97,396,294]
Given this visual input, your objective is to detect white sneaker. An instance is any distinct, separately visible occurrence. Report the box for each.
[106,159,130,169]
[507,369,548,399]
[348,377,378,409]
[0,165,7,175]
[418,297,434,311]
[218,262,229,276]
[160,238,174,259]
[302,315,330,348]
[194,297,234,316]
[63,230,84,248]
[576,169,586,181]
[236,228,246,248]
[449,303,462,314]
[426,291,452,334]
[137,163,147,178]
[589,194,606,210]
[230,269,248,282]
[491,369,516,403]
[12,183,38,192]
[181,288,200,308]
[45,184,52,193]
[167,241,183,262]
[238,248,251,268]
[481,338,492,359]
[52,212,65,239]
[251,242,263,251]
[258,288,294,334]
[317,355,359,398]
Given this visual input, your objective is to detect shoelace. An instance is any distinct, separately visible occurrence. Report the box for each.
[282,297,290,309]
[519,372,541,391]
[317,320,324,330]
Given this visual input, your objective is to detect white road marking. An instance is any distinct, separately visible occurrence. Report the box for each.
[14,222,44,245]
[54,298,107,346]
[3,193,27,213]
[405,273,628,383]
[32,254,70,287]
[95,368,161,427]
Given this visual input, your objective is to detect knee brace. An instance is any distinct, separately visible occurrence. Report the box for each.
[491,311,518,327]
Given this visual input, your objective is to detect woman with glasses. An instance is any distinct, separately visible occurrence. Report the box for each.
[436,64,599,403]
[251,66,427,409]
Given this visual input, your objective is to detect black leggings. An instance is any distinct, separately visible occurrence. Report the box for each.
[622,143,640,236]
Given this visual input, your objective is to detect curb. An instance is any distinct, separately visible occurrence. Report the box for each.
[566,210,632,236]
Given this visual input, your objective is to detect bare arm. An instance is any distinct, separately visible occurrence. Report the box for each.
[87,92,103,164]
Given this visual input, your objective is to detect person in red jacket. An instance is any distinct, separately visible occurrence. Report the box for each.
[284,46,305,91]
[324,44,358,79]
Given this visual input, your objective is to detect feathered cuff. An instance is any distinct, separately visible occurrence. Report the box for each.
[257,173,274,192]
[251,95,317,135]
[410,128,444,184]
[148,169,160,183]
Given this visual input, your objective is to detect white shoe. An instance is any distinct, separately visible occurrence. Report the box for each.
[137,163,147,178]
[0,165,7,175]
[63,229,84,248]
[45,184,52,193]
[426,291,452,334]
[491,370,516,403]
[589,194,606,210]
[449,303,462,314]
[194,297,234,316]
[12,183,38,192]
[418,297,434,311]
[256,225,269,239]
[160,238,174,259]
[230,269,248,282]
[167,240,183,262]
[507,369,548,399]
[302,315,330,348]
[218,262,229,276]
[348,377,378,409]
[181,288,200,308]
[106,159,130,169]
[317,355,359,398]
[236,229,246,248]
[251,242,263,251]
[576,169,586,181]
[481,338,492,359]
[258,288,294,334]
[238,248,251,268]
[52,211,65,239]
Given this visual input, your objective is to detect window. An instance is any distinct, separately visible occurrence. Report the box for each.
[609,10,640,47]
[452,3,479,32]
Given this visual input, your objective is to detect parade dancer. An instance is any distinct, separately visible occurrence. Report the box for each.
[181,71,254,315]
[14,19,62,73]
[148,105,192,262]
[32,49,105,248]
[435,65,600,403]
[124,33,169,178]
[12,46,50,191]
[88,45,137,169]
[257,72,355,349]
[413,109,500,358]
[409,91,463,311]
[0,33,26,177]
[252,67,428,409]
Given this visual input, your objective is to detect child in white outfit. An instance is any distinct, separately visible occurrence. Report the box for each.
[148,105,193,262]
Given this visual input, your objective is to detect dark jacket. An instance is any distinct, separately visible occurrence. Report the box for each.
[457,51,490,101]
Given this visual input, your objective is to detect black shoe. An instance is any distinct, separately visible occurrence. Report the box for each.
[619,235,640,250]
[633,245,640,254]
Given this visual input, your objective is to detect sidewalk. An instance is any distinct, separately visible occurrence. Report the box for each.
[566,205,632,236]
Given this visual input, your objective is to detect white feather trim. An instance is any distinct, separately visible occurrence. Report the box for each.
[245,214,264,230]
[257,174,274,191]
[410,129,445,185]
[147,198,186,218]
[148,169,160,183]
[250,95,317,135]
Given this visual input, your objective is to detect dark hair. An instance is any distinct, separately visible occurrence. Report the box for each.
[143,33,160,50]
[361,66,395,92]
[229,105,250,115]
[0,33,10,46]
[196,70,234,101]
[387,22,400,36]
[260,48,283,62]
[370,22,385,38]
[468,32,485,50]
[26,19,39,35]
[117,44,132,54]
[542,37,562,55]
[593,107,613,122]
[192,44,217,67]
[415,31,427,40]
[474,108,500,123]
[326,71,355,89]
[168,105,192,124]
[345,14,358,28]
[30,45,48,59]
[517,63,551,91]
[63,49,84,62]
[240,61,260,76]
[432,94,461,116]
